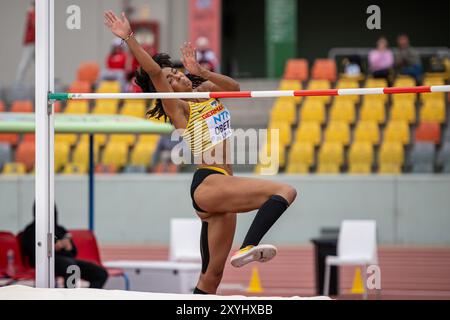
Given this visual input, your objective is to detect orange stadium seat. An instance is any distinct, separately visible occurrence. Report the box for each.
[77,62,100,84]
[15,141,35,171]
[0,134,20,146]
[283,59,309,81]
[0,101,5,112]
[11,100,33,113]
[311,59,337,82]
[415,122,441,145]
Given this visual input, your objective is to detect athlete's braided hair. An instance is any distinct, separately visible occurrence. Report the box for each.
[135,53,206,123]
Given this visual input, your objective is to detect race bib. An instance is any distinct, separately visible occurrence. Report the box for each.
[203,104,232,145]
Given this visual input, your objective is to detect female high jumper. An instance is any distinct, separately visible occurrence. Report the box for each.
[104,11,297,295]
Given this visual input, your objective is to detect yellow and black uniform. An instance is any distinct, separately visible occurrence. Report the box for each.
[184,98,232,213]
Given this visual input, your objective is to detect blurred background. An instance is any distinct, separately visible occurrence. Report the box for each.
[0,0,449,299]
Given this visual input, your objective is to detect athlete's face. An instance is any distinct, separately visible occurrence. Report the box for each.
[162,67,193,92]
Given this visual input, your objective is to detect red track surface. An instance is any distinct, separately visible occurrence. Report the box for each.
[100,245,450,300]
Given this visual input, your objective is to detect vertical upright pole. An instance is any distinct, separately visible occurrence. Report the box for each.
[89,134,95,231]
[35,0,55,288]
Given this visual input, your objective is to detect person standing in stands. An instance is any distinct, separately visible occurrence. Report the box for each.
[395,34,423,84]
[368,36,394,83]
[15,1,35,85]
[195,37,219,72]
[21,202,108,288]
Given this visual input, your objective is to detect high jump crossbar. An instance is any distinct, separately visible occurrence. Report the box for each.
[49,85,450,100]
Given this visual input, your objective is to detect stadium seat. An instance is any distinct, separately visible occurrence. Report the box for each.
[353,121,380,145]
[65,100,89,114]
[311,59,337,82]
[283,59,309,81]
[415,122,441,144]
[300,99,326,124]
[95,164,117,174]
[286,142,314,174]
[138,134,161,145]
[11,100,33,113]
[390,100,416,124]
[420,99,446,124]
[318,142,344,173]
[270,98,297,125]
[410,143,435,173]
[393,75,416,87]
[68,80,92,93]
[15,141,35,171]
[130,143,156,166]
[23,133,34,142]
[324,122,350,146]
[0,100,5,112]
[73,142,100,166]
[0,232,34,281]
[384,121,410,145]
[54,142,70,172]
[365,78,388,88]
[1,162,26,175]
[63,163,88,174]
[92,100,119,115]
[307,80,332,103]
[360,99,385,124]
[101,142,128,169]
[295,121,321,146]
[77,62,100,84]
[120,100,147,118]
[267,121,291,147]
[109,134,136,147]
[348,142,373,174]
[329,98,355,124]
[420,92,445,103]
[96,80,121,94]
[335,79,360,103]
[55,134,78,147]
[378,142,404,173]
[0,134,19,146]
[423,76,445,86]
[80,133,107,147]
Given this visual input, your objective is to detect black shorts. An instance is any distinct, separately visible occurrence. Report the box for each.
[190,167,227,213]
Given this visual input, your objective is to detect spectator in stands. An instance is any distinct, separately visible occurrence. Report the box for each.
[151,135,181,173]
[21,202,108,288]
[15,1,35,85]
[368,36,394,82]
[395,34,423,84]
[195,37,218,72]
[342,55,363,78]
[101,38,128,90]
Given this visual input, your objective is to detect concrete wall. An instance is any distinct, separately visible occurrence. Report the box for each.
[0,0,188,86]
[1,174,450,245]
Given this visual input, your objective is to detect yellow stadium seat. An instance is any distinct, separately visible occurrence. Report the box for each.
[72,142,100,166]
[65,100,89,114]
[420,99,446,124]
[63,163,88,174]
[353,121,380,145]
[270,98,297,125]
[109,134,136,147]
[307,80,331,103]
[348,142,373,174]
[360,98,385,124]
[96,80,121,93]
[101,142,128,168]
[54,142,70,172]
[80,134,107,146]
[2,162,26,175]
[258,142,285,170]
[329,99,355,124]
[300,99,325,124]
[318,142,344,172]
[324,122,350,146]
[384,121,410,145]
[393,75,416,87]
[138,134,161,145]
[423,77,445,86]
[295,121,321,146]
[55,134,78,147]
[390,100,416,124]
[365,78,388,88]
[335,79,360,103]
[286,142,314,173]
[420,92,445,102]
[130,142,156,166]
[268,121,292,147]
[120,100,147,118]
[278,80,302,102]
[92,100,119,115]
[378,142,404,173]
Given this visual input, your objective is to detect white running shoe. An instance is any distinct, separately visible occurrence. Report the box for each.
[230,244,277,268]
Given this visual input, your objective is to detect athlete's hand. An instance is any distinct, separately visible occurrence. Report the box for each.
[104,11,132,40]
[180,42,206,77]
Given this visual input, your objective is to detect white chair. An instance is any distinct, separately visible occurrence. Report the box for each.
[323,220,378,299]
[169,218,202,262]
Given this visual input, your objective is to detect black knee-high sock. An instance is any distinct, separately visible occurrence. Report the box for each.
[241,195,289,249]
